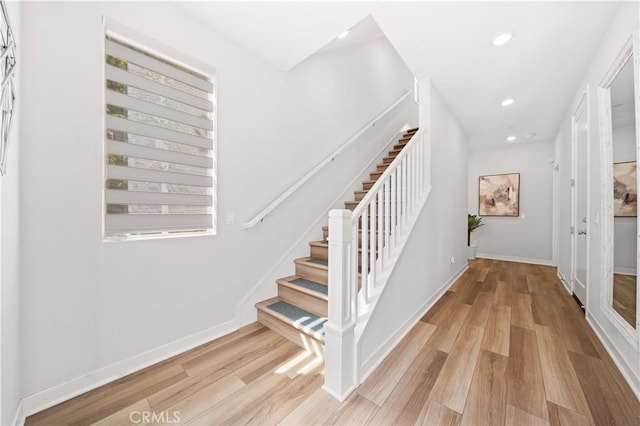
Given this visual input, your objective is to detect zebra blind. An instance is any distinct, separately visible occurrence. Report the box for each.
[104,30,215,239]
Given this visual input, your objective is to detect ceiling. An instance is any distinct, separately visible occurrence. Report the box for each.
[179,2,621,151]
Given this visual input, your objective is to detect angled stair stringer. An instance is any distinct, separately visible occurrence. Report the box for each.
[354,184,432,371]
[253,127,420,360]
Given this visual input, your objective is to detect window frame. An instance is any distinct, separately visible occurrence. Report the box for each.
[102,17,217,242]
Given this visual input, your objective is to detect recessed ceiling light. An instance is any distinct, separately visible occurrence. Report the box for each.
[526,132,537,139]
[338,30,350,39]
[492,33,513,47]
[507,135,517,142]
[501,98,515,106]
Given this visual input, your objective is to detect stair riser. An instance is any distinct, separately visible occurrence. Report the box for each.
[295,263,328,284]
[354,191,368,201]
[310,244,328,260]
[258,311,324,357]
[310,241,378,262]
[394,142,408,150]
[363,181,375,190]
[320,228,382,249]
[278,284,327,317]
[377,164,390,172]
[346,201,392,211]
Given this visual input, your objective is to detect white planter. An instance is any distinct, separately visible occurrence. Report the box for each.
[467,245,478,260]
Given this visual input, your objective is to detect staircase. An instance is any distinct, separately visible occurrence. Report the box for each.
[255,127,419,356]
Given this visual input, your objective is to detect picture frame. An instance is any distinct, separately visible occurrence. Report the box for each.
[478,172,520,216]
[0,0,16,176]
[613,161,637,217]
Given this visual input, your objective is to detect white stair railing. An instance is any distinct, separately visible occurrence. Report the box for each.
[323,128,428,401]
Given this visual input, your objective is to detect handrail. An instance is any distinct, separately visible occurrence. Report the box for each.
[351,128,424,218]
[242,91,412,229]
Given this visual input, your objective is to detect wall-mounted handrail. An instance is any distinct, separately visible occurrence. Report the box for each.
[242,91,411,229]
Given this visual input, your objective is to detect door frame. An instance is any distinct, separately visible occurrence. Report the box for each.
[571,87,590,309]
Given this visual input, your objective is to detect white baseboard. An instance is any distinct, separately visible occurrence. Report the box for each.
[586,312,640,399]
[357,263,469,384]
[11,400,25,426]
[20,320,237,418]
[613,267,636,276]
[557,271,572,294]
[477,253,553,266]
[321,383,356,403]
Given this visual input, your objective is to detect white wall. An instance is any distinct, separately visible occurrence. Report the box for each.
[555,1,639,393]
[358,82,469,374]
[468,141,555,265]
[1,1,21,423]
[613,124,637,273]
[19,1,415,412]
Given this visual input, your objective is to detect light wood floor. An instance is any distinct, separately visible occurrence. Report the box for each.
[26,259,640,425]
[613,273,637,327]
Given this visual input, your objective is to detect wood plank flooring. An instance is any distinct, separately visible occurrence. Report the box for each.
[613,273,637,327]
[26,259,639,425]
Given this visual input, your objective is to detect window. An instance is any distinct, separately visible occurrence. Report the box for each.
[104,22,216,240]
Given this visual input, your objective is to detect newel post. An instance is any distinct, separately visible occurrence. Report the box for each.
[323,209,357,401]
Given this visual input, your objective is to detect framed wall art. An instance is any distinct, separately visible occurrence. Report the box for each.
[613,161,637,217]
[478,172,520,216]
[0,0,16,176]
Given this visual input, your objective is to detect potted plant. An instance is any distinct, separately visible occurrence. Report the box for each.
[468,214,484,259]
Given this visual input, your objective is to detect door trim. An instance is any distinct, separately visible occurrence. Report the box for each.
[571,88,590,309]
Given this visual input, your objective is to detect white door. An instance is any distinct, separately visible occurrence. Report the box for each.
[573,94,589,306]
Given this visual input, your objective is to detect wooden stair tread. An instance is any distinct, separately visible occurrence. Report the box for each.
[294,256,328,269]
[277,275,328,299]
[256,298,326,342]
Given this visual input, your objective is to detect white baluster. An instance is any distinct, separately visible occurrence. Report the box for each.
[384,178,390,256]
[391,168,397,249]
[408,148,413,215]
[369,198,376,287]
[377,189,384,274]
[396,166,401,235]
[411,144,416,211]
[418,132,423,195]
[361,208,369,303]
[402,156,407,227]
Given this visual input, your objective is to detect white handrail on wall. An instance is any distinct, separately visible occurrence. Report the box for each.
[242,91,412,229]
[323,127,429,401]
